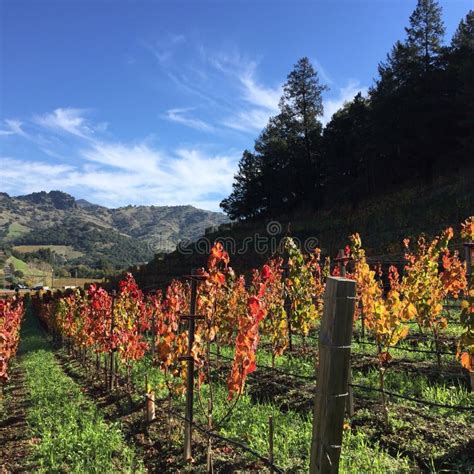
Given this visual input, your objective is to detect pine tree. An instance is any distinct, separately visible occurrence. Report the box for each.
[447,11,474,168]
[323,92,372,207]
[451,10,474,50]
[220,150,263,220]
[405,0,445,72]
[279,58,327,207]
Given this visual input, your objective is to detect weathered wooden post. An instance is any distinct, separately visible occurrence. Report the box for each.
[464,242,473,281]
[336,250,354,418]
[181,271,205,462]
[144,375,155,422]
[310,276,356,474]
[336,249,346,278]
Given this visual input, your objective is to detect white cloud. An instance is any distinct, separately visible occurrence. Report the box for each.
[239,72,281,112]
[310,57,333,86]
[223,109,273,133]
[165,108,215,132]
[205,52,282,134]
[0,119,28,137]
[0,156,74,178]
[322,80,368,125]
[79,142,237,210]
[143,34,186,64]
[81,142,165,174]
[33,108,94,138]
[0,131,238,211]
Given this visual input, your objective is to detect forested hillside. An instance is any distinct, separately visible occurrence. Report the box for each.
[221,4,473,219]
[0,191,227,280]
[124,2,474,290]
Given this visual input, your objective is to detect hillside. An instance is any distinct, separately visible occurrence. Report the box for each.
[125,166,474,290]
[0,191,228,280]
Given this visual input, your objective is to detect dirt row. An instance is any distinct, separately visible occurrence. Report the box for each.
[0,360,37,473]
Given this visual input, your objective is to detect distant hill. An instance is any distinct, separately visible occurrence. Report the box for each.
[0,191,228,273]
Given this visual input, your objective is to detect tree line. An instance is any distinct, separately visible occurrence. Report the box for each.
[221,1,473,220]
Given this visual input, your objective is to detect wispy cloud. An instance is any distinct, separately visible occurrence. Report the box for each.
[1,109,237,211]
[33,108,98,138]
[165,108,215,132]
[143,34,186,64]
[0,156,74,180]
[0,119,28,138]
[239,71,281,112]
[311,57,333,86]
[200,50,282,133]
[322,79,368,125]
[223,109,273,133]
[144,41,283,135]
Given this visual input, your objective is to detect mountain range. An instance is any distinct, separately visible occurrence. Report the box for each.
[0,191,228,273]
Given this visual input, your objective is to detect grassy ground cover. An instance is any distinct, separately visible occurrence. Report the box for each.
[19,307,144,473]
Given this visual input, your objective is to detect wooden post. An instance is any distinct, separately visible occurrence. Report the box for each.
[464,243,473,390]
[337,250,354,418]
[310,276,356,474]
[184,274,199,462]
[337,249,346,277]
[346,369,355,417]
[145,375,155,422]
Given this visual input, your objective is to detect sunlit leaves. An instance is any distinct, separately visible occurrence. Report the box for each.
[458,216,474,371]
[0,297,24,383]
[285,237,322,336]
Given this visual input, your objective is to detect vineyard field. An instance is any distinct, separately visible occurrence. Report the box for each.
[1,219,472,472]
[3,1,474,471]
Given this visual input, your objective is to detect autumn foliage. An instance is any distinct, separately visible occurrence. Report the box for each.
[459,216,474,371]
[0,296,24,384]
[32,219,471,402]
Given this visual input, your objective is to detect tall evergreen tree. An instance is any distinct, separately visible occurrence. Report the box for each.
[279,57,327,207]
[371,0,446,184]
[405,0,445,72]
[451,10,474,50]
[447,11,474,168]
[220,150,263,220]
[323,93,372,207]
[221,57,327,220]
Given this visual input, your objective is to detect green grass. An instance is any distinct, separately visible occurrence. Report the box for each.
[8,255,30,273]
[123,353,412,473]
[5,222,30,240]
[192,384,412,473]
[20,309,144,473]
[6,255,49,281]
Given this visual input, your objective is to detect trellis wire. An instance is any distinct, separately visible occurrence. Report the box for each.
[209,351,474,411]
[153,399,286,474]
[349,383,474,411]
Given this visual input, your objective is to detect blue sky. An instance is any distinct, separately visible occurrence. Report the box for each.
[0,0,471,211]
